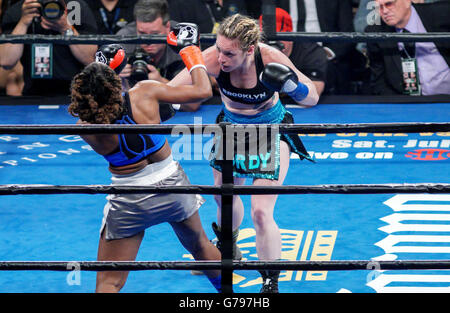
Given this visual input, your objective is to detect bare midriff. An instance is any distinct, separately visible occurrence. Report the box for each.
[221,92,279,116]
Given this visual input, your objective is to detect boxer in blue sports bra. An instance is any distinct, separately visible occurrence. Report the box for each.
[68,23,223,293]
[103,92,167,167]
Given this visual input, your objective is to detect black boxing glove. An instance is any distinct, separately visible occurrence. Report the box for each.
[167,22,200,52]
[95,44,127,74]
[167,23,206,73]
[260,63,309,102]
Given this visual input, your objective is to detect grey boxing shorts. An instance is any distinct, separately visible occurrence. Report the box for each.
[100,154,204,240]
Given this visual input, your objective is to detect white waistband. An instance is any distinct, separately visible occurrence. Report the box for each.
[110,154,177,186]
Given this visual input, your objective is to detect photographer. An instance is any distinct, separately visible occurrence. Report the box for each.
[0,0,97,96]
[117,0,182,85]
[116,0,202,111]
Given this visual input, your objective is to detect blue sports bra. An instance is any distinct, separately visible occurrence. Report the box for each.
[103,93,166,167]
[216,48,274,104]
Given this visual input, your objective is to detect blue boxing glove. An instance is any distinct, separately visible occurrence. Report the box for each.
[259,63,309,102]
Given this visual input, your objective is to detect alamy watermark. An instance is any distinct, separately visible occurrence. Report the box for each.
[170,117,279,172]
[66,1,81,26]
[366,1,382,26]
[66,261,81,286]
[366,261,381,283]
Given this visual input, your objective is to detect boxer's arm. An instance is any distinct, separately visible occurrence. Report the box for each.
[260,44,318,107]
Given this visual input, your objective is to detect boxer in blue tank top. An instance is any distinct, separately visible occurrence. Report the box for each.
[102,92,167,167]
[68,23,223,293]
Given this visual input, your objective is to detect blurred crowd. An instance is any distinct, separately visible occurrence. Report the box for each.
[0,0,449,101]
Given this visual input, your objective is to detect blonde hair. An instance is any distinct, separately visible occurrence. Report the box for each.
[217,14,262,51]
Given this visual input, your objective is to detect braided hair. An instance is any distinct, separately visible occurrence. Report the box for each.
[69,62,123,124]
[217,14,262,51]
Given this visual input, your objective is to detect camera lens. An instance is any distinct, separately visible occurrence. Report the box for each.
[130,61,149,82]
[41,1,64,20]
[128,48,153,85]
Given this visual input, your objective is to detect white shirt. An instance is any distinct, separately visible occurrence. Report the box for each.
[289,0,298,32]
[397,7,450,95]
[304,0,321,32]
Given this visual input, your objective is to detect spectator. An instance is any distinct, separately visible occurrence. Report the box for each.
[0,0,23,96]
[116,0,202,111]
[276,0,356,95]
[0,0,98,97]
[87,0,137,35]
[354,0,440,34]
[116,0,182,84]
[259,8,328,97]
[365,0,450,95]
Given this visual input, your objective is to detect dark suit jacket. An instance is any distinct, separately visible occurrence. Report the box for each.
[276,0,355,60]
[366,2,450,95]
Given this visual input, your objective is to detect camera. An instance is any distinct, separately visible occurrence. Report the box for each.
[128,48,154,84]
[38,0,65,20]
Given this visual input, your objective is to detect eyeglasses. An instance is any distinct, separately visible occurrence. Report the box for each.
[378,0,398,10]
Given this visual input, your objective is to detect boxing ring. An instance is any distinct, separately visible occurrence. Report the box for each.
[0,99,449,294]
[1,19,450,296]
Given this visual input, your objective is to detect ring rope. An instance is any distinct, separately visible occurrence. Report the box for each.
[0,122,449,135]
[0,183,449,196]
[1,28,449,294]
[1,260,450,271]
[2,120,449,290]
[1,32,450,45]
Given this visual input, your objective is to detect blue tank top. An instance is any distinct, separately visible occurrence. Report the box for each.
[103,93,166,167]
[216,48,274,104]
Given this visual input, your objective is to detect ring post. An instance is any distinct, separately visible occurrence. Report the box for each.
[219,122,234,293]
